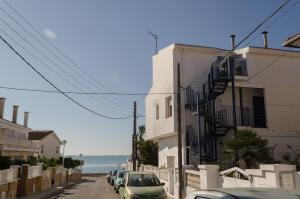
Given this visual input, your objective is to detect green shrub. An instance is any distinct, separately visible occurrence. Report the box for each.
[0,156,11,170]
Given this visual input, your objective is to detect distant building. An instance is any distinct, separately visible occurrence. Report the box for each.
[0,97,40,160]
[283,33,300,48]
[28,130,62,159]
[145,34,300,168]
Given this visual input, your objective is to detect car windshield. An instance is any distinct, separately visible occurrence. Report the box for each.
[127,174,161,187]
[112,170,118,176]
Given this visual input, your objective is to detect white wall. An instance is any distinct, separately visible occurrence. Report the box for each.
[158,135,178,167]
[40,134,61,159]
[145,44,227,166]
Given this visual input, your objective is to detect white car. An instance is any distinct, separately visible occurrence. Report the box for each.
[185,188,300,199]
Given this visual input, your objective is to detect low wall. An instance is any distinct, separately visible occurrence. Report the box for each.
[0,167,19,199]
[138,163,300,199]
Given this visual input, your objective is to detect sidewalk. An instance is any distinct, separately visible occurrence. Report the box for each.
[17,182,77,199]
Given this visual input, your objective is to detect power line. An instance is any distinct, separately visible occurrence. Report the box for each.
[1,0,134,106]
[0,16,132,113]
[245,0,300,46]
[185,0,292,88]
[0,35,133,120]
[0,86,175,96]
[0,26,130,113]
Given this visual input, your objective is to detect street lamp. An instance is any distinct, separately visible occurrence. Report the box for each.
[62,139,67,169]
[79,153,83,170]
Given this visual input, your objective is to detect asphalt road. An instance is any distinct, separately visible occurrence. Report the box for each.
[49,176,119,199]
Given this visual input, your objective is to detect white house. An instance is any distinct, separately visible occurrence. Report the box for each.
[145,35,300,168]
[0,97,40,160]
[28,130,62,159]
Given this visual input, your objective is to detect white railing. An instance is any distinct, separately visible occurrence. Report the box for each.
[0,168,18,185]
[28,165,42,179]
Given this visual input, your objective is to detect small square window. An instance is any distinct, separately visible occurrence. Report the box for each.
[155,104,159,120]
[165,96,172,118]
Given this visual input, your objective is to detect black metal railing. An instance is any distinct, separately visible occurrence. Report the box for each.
[216,105,254,127]
[233,56,248,76]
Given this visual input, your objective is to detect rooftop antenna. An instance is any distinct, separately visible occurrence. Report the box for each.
[147,31,158,54]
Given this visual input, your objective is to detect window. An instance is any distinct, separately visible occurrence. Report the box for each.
[167,156,175,168]
[155,104,159,120]
[56,146,59,154]
[165,96,172,118]
[41,145,44,153]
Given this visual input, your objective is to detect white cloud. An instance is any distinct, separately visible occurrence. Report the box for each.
[43,28,57,40]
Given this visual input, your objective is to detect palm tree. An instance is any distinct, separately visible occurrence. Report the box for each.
[224,129,273,169]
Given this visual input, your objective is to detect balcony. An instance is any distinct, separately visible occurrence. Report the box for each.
[0,129,40,152]
[212,56,248,81]
[216,105,266,128]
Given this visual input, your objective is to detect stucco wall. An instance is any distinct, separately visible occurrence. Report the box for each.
[158,135,178,167]
[40,134,61,159]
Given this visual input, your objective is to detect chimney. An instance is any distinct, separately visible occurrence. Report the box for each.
[230,34,236,50]
[12,106,19,123]
[262,31,268,48]
[24,112,29,128]
[0,98,6,119]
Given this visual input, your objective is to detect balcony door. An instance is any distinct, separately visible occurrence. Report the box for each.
[253,96,266,128]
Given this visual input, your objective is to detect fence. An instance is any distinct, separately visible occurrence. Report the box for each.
[0,168,18,185]
[0,167,19,199]
[134,163,300,199]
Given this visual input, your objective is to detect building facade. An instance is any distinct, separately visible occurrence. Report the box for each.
[0,98,40,160]
[145,40,300,168]
[28,131,62,159]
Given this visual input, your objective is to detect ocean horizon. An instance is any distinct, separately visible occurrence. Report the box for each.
[69,155,129,174]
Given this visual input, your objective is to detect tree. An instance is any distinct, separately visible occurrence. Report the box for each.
[137,140,158,166]
[136,125,158,166]
[137,125,145,141]
[224,129,273,169]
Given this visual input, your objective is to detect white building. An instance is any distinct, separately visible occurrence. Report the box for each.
[28,130,62,159]
[145,36,300,168]
[0,97,40,160]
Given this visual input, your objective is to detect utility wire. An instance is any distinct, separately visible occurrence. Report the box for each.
[245,0,300,46]
[0,15,132,112]
[0,27,130,113]
[2,0,134,106]
[0,35,133,120]
[185,0,292,88]
[0,86,175,96]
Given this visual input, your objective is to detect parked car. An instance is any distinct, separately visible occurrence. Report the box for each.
[119,171,167,199]
[109,169,119,185]
[114,170,128,193]
[107,170,113,183]
[185,188,300,199]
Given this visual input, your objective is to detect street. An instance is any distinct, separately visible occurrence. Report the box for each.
[49,176,119,199]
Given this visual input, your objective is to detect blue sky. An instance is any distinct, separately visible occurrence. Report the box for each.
[0,0,299,155]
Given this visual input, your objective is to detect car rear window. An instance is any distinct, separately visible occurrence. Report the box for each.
[113,170,118,176]
[127,174,161,187]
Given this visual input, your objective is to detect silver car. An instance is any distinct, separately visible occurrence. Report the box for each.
[185,188,300,199]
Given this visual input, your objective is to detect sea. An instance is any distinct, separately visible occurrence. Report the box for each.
[69,155,129,174]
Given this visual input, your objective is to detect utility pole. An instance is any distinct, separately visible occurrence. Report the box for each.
[177,63,183,199]
[132,101,137,171]
[229,57,237,135]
